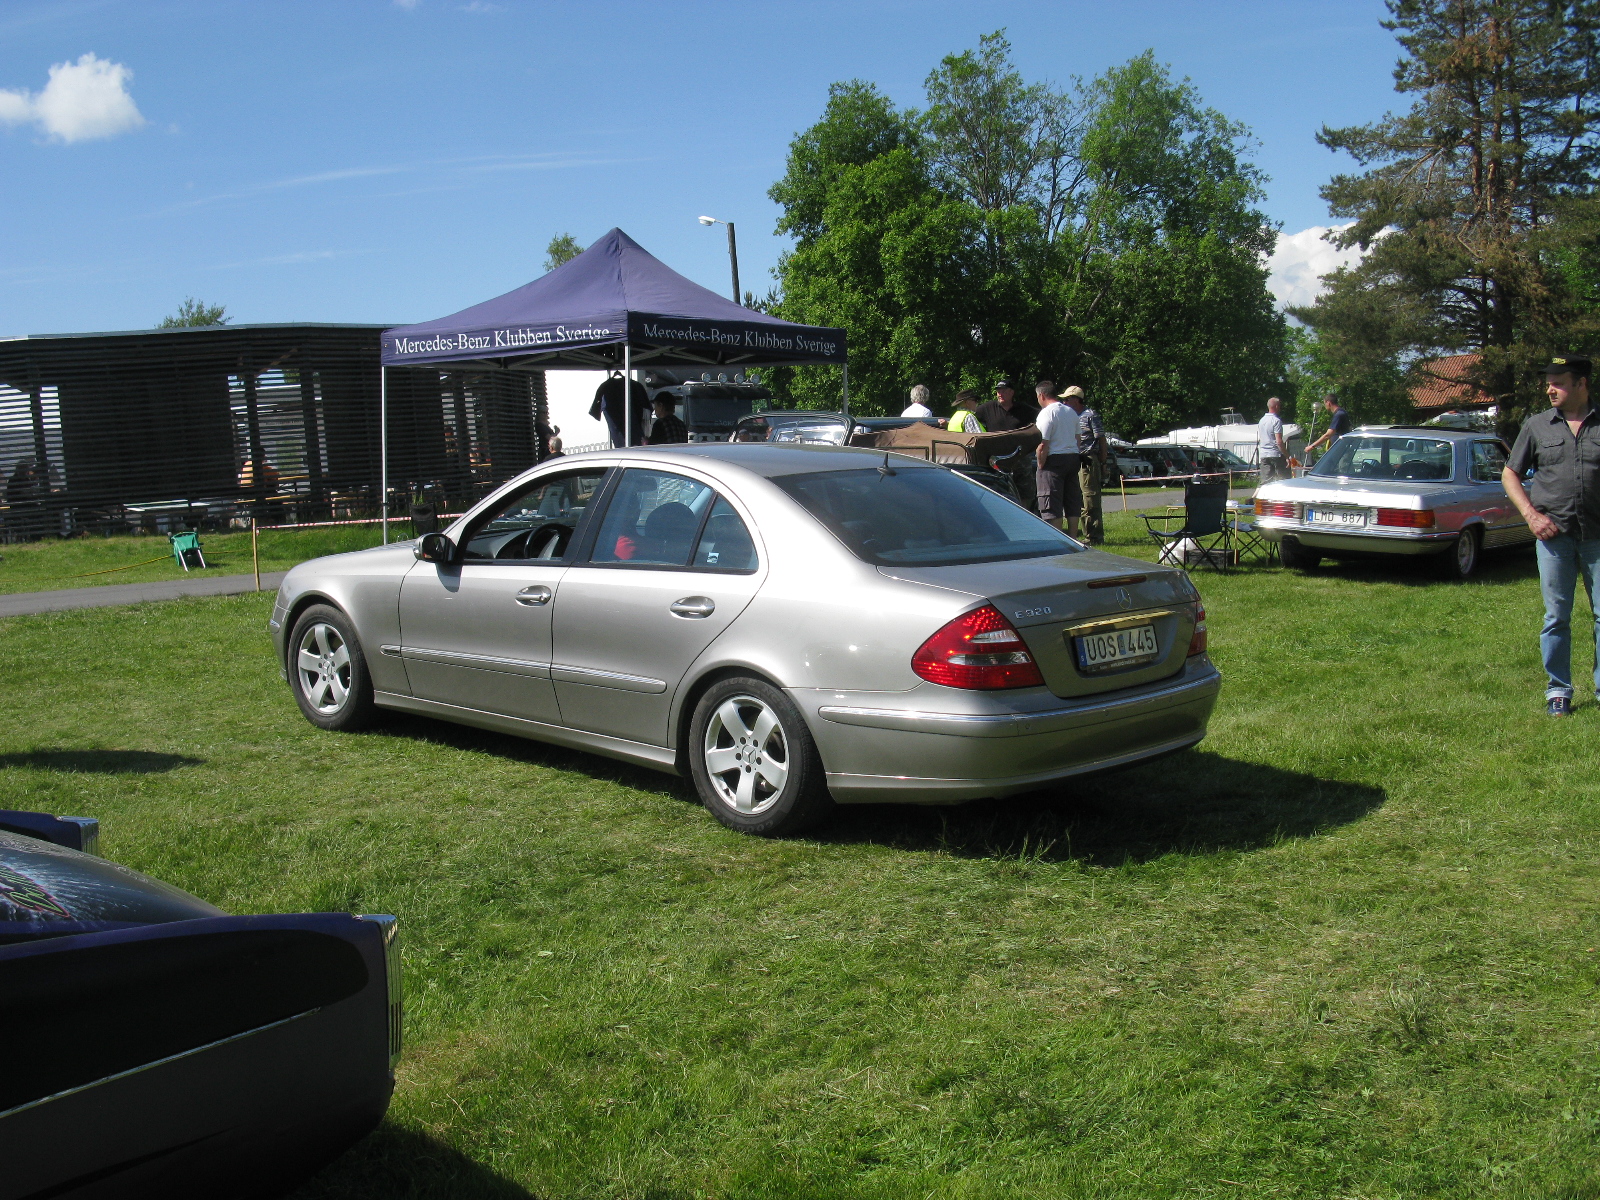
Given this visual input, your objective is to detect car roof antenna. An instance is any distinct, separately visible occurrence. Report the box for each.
[878,451,896,477]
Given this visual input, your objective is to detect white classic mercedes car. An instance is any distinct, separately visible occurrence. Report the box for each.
[1253,426,1532,579]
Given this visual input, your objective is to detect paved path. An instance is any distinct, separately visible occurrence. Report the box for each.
[1104,486,1256,512]
[0,572,287,618]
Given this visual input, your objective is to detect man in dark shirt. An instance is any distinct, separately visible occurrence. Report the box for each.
[1304,394,1351,460]
[590,371,650,447]
[646,396,689,445]
[1504,355,1600,716]
[976,378,1040,506]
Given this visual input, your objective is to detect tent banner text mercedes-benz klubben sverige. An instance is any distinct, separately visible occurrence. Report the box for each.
[384,313,844,366]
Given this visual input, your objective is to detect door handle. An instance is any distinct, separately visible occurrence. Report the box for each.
[515,585,553,607]
[670,595,715,619]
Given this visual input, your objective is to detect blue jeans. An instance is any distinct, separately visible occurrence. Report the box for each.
[1535,534,1600,700]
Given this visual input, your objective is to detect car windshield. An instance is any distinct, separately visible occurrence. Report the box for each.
[776,467,1079,566]
[1311,435,1454,481]
[684,395,760,427]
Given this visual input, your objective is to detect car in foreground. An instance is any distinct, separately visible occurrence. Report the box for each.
[272,444,1220,837]
[1252,426,1531,578]
[0,809,399,1200]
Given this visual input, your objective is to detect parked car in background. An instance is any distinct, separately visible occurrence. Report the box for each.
[1252,426,1531,579]
[730,411,852,445]
[0,810,400,1200]
[274,444,1221,837]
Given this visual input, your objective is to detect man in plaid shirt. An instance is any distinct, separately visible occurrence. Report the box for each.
[646,395,689,445]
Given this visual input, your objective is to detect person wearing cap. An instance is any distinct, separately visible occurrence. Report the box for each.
[947,389,985,433]
[1504,354,1600,716]
[1034,382,1081,536]
[977,378,1039,505]
[1061,385,1106,544]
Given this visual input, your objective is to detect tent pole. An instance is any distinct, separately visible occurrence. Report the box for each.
[624,345,633,447]
[380,365,389,544]
[841,363,850,419]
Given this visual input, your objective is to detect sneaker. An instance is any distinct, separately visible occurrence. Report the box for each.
[1548,696,1574,717]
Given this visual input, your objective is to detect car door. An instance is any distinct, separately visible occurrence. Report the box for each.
[397,467,609,724]
[1468,439,1526,544]
[551,467,764,747]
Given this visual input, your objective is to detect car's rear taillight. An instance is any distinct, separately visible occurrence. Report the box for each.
[1187,604,1207,657]
[1255,499,1297,519]
[912,604,1045,690]
[1375,508,1435,528]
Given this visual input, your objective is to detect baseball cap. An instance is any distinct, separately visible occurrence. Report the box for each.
[994,378,1016,390]
[1058,385,1086,399]
[1541,355,1592,376]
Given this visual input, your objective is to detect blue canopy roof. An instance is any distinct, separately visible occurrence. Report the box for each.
[382,228,845,370]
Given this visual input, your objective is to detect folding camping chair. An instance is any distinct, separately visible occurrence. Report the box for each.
[1141,480,1232,571]
[168,530,207,571]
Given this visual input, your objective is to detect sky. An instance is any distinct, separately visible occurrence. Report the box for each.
[0,0,1405,348]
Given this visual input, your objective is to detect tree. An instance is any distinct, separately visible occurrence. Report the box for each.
[1296,1,1600,423]
[157,298,228,328]
[544,233,583,272]
[764,39,1286,434]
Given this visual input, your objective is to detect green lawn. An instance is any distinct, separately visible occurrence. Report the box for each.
[0,525,406,594]
[1,516,1597,1199]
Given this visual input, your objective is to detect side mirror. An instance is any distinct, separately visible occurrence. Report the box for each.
[413,532,456,563]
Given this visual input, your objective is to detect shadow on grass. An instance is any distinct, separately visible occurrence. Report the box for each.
[290,1123,537,1199]
[0,749,204,774]
[1283,541,1537,588]
[818,749,1385,866]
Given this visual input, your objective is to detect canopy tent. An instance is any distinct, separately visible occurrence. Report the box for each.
[379,227,848,539]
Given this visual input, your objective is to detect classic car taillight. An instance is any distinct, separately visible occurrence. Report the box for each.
[912,605,1045,690]
[1188,604,1208,656]
[1375,508,1435,528]
[1255,499,1297,519]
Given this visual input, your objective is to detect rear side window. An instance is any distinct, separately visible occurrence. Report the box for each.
[591,470,714,566]
[1471,440,1507,482]
[777,467,1078,566]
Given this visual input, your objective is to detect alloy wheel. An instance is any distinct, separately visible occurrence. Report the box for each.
[297,623,352,714]
[702,694,790,815]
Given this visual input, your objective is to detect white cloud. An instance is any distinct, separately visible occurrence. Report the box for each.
[0,53,145,143]
[1266,223,1371,310]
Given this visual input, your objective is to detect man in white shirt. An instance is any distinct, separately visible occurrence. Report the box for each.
[1033,380,1081,536]
[1257,397,1290,482]
[901,384,935,419]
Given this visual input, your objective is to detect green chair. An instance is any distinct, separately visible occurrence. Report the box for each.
[169,530,207,571]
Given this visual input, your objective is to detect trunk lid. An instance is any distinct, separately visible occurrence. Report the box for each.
[879,549,1200,698]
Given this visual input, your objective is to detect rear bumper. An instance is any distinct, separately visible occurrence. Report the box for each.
[1258,520,1455,557]
[796,658,1222,804]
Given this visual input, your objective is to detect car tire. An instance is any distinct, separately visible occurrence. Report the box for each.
[288,604,379,731]
[688,677,833,837]
[1434,525,1481,581]
[1279,537,1322,571]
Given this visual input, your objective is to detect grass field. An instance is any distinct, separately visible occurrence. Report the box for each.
[0,524,404,594]
[1,514,1597,1198]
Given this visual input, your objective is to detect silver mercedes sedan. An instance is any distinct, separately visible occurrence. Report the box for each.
[270,444,1221,836]
[1253,425,1532,579]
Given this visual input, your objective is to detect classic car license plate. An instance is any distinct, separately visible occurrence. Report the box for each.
[1307,508,1366,527]
[1074,623,1159,671]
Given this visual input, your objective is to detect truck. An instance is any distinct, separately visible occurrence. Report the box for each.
[641,369,773,442]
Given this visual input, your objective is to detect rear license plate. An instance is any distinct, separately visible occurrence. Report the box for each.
[1074,623,1159,672]
[1308,508,1366,527]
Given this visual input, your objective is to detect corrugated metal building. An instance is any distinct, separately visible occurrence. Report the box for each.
[0,323,548,538]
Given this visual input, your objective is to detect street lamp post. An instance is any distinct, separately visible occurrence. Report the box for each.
[698,215,741,305]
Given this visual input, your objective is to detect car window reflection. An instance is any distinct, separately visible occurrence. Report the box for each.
[1310,436,1455,481]
[463,470,606,561]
